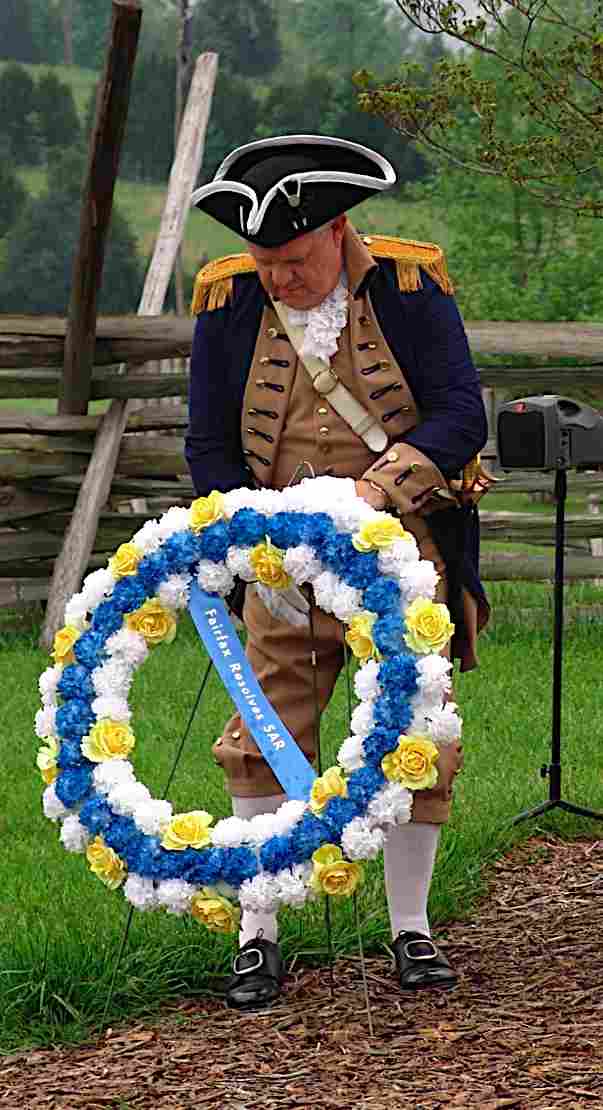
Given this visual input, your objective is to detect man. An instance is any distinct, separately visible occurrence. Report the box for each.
[186,135,489,1010]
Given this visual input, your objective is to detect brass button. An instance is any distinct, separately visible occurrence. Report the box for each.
[387,450,399,462]
[259,356,270,365]
[256,379,265,387]
[363,236,373,245]
[401,405,411,413]
[319,426,329,436]
[231,730,241,740]
[379,359,390,369]
[317,406,328,416]
[359,314,370,326]
[267,327,278,339]
[366,342,377,350]
[320,443,330,454]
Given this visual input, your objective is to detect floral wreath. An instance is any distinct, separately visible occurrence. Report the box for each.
[36,476,461,936]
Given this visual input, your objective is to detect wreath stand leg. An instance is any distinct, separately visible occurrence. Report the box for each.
[343,635,374,1038]
[100,657,214,1026]
[308,602,335,1001]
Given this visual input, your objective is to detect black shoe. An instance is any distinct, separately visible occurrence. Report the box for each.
[225,936,286,1011]
[391,930,458,992]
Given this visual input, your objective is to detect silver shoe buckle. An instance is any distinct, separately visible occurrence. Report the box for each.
[403,938,438,962]
[233,947,264,976]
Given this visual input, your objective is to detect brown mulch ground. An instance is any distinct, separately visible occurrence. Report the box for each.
[3,835,603,1110]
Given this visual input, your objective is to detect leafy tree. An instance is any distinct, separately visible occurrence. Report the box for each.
[27,0,64,65]
[0,149,27,238]
[0,63,39,165]
[358,1,603,217]
[292,0,407,74]
[36,71,80,157]
[72,0,112,70]
[0,149,143,314]
[191,0,280,77]
[0,0,38,63]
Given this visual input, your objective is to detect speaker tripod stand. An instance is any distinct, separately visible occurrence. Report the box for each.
[514,466,603,824]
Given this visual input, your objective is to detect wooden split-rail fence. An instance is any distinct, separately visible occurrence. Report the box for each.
[1,316,603,615]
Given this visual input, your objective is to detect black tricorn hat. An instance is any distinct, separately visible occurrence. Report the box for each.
[191,134,396,248]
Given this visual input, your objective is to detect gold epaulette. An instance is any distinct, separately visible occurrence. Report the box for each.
[364,234,454,295]
[191,253,257,315]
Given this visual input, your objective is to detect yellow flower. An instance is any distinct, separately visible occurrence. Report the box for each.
[352,514,413,553]
[109,542,142,579]
[161,810,214,851]
[404,597,454,655]
[381,735,439,791]
[310,844,363,898]
[310,767,348,815]
[125,598,177,646]
[190,887,240,934]
[86,836,127,889]
[345,611,378,661]
[190,490,226,533]
[36,737,59,784]
[51,624,80,666]
[81,719,136,763]
[250,537,292,590]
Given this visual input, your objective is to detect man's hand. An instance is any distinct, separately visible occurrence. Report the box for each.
[355,479,388,511]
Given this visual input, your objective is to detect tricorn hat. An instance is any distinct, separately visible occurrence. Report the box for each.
[191,134,396,248]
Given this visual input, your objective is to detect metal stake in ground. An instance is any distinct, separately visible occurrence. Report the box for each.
[308,603,335,1000]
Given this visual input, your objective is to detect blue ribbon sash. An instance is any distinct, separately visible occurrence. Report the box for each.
[188,582,316,800]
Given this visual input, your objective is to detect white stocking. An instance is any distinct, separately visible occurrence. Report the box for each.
[382,822,440,939]
[231,793,285,947]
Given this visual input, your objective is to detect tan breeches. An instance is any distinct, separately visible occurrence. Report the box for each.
[212,515,463,822]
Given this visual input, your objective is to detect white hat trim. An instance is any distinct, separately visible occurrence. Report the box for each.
[214,133,396,187]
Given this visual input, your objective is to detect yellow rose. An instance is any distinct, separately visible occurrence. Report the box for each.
[81,719,136,763]
[109,542,142,579]
[345,611,378,662]
[51,624,80,666]
[190,887,240,934]
[36,737,59,784]
[190,490,226,533]
[352,514,413,553]
[86,836,127,889]
[125,598,177,646]
[249,537,292,590]
[404,597,454,655]
[381,735,439,791]
[310,844,363,898]
[161,810,214,851]
[310,767,348,815]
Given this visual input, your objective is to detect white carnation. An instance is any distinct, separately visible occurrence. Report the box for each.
[331,584,363,623]
[133,798,173,836]
[38,664,62,706]
[195,561,234,597]
[416,655,453,699]
[91,696,131,723]
[105,627,149,666]
[80,567,116,607]
[427,702,462,745]
[312,570,340,614]
[337,733,365,773]
[156,879,197,915]
[271,800,307,837]
[354,659,381,702]
[63,596,89,629]
[246,811,281,847]
[368,782,413,826]
[59,815,91,853]
[226,546,256,582]
[131,518,162,554]
[223,487,260,515]
[283,544,322,585]
[239,872,281,913]
[42,783,70,821]
[276,862,312,907]
[156,506,191,540]
[210,816,249,849]
[403,561,440,603]
[350,701,374,738]
[35,706,57,740]
[93,759,136,794]
[107,780,152,817]
[408,701,432,735]
[158,573,192,610]
[378,536,419,576]
[92,658,133,700]
[341,816,385,860]
[124,874,159,910]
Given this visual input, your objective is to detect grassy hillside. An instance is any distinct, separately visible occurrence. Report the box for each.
[0,61,97,118]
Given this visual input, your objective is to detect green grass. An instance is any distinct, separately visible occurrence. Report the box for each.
[2,607,603,1052]
[0,61,98,119]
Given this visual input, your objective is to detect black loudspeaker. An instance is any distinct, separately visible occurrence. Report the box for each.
[497,395,603,470]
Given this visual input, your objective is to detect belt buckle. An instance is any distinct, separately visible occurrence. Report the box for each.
[313,367,339,395]
[233,947,264,975]
[403,939,438,961]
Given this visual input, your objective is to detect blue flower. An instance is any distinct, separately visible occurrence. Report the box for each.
[127,835,165,879]
[178,847,223,885]
[230,508,267,546]
[79,796,114,834]
[299,513,336,551]
[373,699,412,734]
[379,654,418,698]
[218,846,258,885]
[321,535,378,588]
[112,575,149,613]
[321,796,362,835]
[163,530,203,571]
[56,738,90,768]
[289,813,327,862]
[346,765,386,806]
[363,578,401,615]
[373,614,405,657]
[198,521,230,563]
[55,699,95,741]
[55,765,93,807]
[91,600,123,637]
[103,815,138,854]
[57,664,95,701]
[260,835,293,874]
[264,512,298,549]
[362,726,400,765]
[73,629,107,670]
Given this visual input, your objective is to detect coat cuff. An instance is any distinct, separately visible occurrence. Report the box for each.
[362,443,457,517]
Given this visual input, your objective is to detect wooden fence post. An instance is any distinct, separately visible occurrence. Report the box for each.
[60,0,142,417]
[40,52,218,650]
[588,490,603,586]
